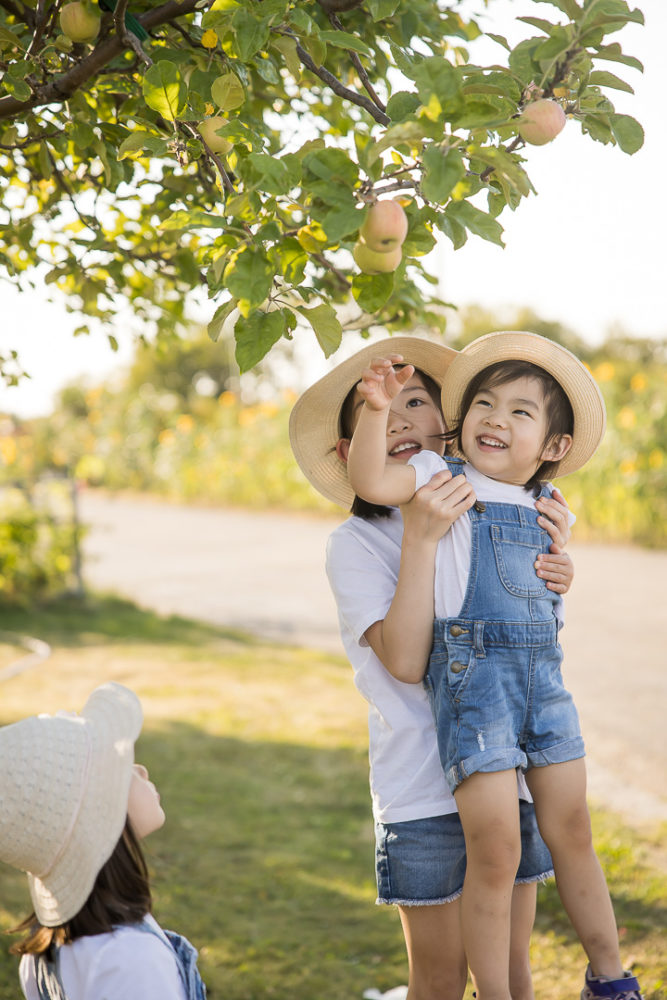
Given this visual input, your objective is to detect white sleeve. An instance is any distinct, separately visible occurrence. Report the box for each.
[408,450,448,490]
[19,955,38,1000]
[84,934,186,1000]
[326,528,398,646]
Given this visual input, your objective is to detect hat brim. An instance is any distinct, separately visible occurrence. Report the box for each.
[441,331,606,478]
[289,336,458,508]
[28,683,143,926]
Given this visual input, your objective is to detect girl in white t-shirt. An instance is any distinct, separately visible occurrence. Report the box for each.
[346,332,641,1000]
[289,336,574,1000]
[0,682,206,1000]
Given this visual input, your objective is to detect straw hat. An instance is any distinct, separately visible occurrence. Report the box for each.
[441,331,606,477]
[289,336,457,507]
[0,682,143,926]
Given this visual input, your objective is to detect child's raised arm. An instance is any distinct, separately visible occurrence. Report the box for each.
[347,355,419,506]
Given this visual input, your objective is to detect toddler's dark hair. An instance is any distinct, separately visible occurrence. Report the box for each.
[445,359,574,491]
[10,819,152,957]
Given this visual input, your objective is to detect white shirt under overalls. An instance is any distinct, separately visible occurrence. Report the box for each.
[19,914,186,1000]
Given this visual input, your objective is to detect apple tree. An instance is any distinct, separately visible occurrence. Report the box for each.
[0,0,645,376]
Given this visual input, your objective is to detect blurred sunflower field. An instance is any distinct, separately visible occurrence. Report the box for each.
[1,317,665,597]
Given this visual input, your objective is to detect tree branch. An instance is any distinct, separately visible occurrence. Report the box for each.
[327,11,386,113]
[0,0,211,120]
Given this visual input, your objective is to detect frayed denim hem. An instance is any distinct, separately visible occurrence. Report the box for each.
[375,888,463,907]
[515,868,554,885]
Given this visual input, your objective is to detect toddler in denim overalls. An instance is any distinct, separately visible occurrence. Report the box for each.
[346,331,643,1000]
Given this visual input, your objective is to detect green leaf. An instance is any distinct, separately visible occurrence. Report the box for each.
[242,153,301,195]
[142,62,187,122]
[271,238,307,285]
[297,303,342,357]
[410,56,461,107]
[208,297,238,341]
[272,35,301,79]
[225,247,275,309]
[211,72,245,111]
[232,8,270,61]
[118,131,170,160]
[535,0,581,17]
[592,43,643,72]
[234,309,286,371]
[446,201,505,247]
[351,272,395,312]
[385,91,420,122]
[588,70,634,93]
[302,148,359,187]
[367,0,400,20]
[421,146,465,204]
[318,30,371,55]
[609,113,644,154]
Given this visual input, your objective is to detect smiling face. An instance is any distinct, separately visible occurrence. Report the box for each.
[127,763,166,840]
[461,375,570,485]
[337,371,446,466]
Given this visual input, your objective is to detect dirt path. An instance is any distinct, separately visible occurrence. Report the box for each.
[79,491,667,828]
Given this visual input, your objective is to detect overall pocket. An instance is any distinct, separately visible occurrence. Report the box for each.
[491,523,550,598]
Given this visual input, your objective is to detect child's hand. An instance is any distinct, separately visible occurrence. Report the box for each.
[535,487,571,549]
[357,355,415,411]
[535,548,574,594]
[401,469,476,542]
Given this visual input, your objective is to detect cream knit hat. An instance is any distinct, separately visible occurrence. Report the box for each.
[0,682,143,926]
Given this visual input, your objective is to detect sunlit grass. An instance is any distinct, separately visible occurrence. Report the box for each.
[0,597,665,999]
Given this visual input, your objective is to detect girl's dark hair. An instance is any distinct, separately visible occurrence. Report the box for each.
[10,820,152,957]
[445,359,574,491]
[338,367,443,520]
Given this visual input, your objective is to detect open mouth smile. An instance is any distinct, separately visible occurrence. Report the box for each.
[477,435,507,450]
[389,440,422,457]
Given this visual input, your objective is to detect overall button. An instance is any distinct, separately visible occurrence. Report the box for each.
[474,501,486,512]
[450,661,467,674]
[449,624,469,637]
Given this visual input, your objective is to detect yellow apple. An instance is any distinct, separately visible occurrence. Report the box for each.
[360,199,409,253]
[198,117,233,155]
[353,241,402,275]
[518,99,566,146]
[59,1,101,42]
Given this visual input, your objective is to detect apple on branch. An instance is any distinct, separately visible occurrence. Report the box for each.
[59,1,101,42]
[360,199,409,253]
[518,99,566,146]
[353,241,402,275]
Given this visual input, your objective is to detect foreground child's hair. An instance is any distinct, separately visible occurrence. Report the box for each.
[446,359,574,491]
[10,820,152,957]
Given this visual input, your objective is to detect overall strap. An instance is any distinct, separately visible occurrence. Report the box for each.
[32,951,69,1000]
[130,919,207,1000]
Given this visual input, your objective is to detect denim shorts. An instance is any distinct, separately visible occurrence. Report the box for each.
[375,800,553,906]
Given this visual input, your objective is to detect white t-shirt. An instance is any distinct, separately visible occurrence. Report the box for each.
[326,508,533,825]
[408,452,573,623]
[19,914,186,1000]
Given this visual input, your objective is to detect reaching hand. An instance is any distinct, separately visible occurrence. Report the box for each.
[401,469,476,542]
[357,355,415,411]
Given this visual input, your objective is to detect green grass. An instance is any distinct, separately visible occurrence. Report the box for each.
[0,597,665,1000]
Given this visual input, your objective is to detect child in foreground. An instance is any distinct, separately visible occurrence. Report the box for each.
[346,331,642,1000]
[0,682,206,1000]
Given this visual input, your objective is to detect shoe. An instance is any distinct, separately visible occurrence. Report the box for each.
[581,964,643,1000]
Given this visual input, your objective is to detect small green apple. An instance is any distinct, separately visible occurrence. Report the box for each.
[198,117,233,155]
[518,99,566,146]
[360,199,409,253]
[353,241,402,275]
[59,1,101,43]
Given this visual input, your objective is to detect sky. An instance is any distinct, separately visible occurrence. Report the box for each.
[0,0,663,418]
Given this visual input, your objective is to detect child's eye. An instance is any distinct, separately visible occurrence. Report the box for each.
[406,398,424,408]
[474,398,491,408]
[513,409,531,417]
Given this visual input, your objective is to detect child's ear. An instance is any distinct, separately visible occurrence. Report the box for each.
[335,438,351,463]
[541,434,573,463]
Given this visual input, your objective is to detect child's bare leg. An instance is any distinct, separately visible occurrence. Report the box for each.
[455,770,521,1000]
[509,883,536,1000]
[398,901,468,1000]
[526,759,623,978]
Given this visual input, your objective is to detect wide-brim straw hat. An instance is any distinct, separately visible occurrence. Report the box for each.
[441,331,606,478]
[0,682,143,926]
[289,336,458,508]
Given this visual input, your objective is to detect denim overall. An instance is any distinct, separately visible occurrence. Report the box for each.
[424,459,584,793]
[30,919,206,1000]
